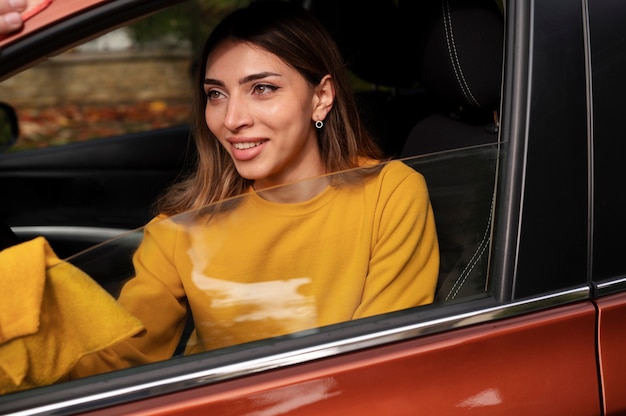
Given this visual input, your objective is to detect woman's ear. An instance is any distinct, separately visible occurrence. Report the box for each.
[312,75,335,122]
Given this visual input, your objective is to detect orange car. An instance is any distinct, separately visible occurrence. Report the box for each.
[0,0,625,414]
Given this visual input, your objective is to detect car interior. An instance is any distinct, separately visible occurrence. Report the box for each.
[305,0,503,301]
[399,0,503,302]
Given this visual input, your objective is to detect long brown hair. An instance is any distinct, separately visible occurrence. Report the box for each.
[157,0,384,216]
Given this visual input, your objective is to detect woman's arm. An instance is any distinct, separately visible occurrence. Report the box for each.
[71,217,188,378]
[353,165,439,319]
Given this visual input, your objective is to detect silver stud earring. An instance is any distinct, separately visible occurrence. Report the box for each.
[315,120,324,129]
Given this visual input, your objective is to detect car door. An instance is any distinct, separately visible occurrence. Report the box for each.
[145,0,602,412]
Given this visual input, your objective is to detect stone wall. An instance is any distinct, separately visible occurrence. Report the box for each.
[0,51,195,107]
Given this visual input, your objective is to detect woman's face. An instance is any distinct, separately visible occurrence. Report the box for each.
[203,40,330,190]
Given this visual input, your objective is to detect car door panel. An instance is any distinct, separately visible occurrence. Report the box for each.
[596,292,626,415]
[0,126,193,225]
[0,126,194,256]
[81,301,600,416]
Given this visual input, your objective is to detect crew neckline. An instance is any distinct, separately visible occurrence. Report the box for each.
[247,183,337,216]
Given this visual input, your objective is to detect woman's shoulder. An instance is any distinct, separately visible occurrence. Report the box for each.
[359,157,419,175]
[378,159,426,186]
[144,213,190,235]
[349,158,426,191]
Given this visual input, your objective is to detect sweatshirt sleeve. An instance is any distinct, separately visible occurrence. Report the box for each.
[352,163,439,319]
[70,216,188,378]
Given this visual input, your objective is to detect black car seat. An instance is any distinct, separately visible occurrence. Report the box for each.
[294,0,429,157]
[398,0,504,302]
[399,0,503,156]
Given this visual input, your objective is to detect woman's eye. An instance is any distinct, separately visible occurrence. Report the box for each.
[205,89,223,100]
[253,84,278,95]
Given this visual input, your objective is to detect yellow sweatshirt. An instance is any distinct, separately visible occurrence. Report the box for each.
[72,160,438,376]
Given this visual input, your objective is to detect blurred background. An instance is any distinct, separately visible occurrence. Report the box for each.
[0,0,250,150]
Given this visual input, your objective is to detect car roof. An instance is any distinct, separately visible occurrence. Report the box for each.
[0,0,186,81]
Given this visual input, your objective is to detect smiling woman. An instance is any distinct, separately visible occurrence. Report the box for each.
[203,40,332,192]
[69,0,439,377]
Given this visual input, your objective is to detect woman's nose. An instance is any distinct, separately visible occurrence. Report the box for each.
[223,94,252,131]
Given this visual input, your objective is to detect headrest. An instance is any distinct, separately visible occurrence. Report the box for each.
[401,0,504,111]
[298,0,419,88]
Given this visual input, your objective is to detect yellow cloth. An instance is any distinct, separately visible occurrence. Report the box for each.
[0,236,144,394]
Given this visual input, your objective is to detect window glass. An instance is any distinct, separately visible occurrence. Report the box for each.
[62,149,494,369]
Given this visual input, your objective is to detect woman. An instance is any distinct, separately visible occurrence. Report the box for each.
[73,0,438,376]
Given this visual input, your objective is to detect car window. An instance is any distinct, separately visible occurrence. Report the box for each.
[0,0,505,410]
[0,145,499,398]
[1,147,496,395]
[54,144,496,301]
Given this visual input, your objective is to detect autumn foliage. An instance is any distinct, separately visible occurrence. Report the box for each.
[13,100,191,150]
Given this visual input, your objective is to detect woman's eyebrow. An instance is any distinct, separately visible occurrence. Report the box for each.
[204,78,224,87]
[204,72,282,87]
[239,72,281,85]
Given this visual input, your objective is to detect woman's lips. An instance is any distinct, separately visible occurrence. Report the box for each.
[232,141,264,150]
[229,139,268,161]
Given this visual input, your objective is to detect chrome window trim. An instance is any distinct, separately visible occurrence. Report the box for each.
[593,277,626,297]
[13,226,133,241]
[7,285,590,416]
